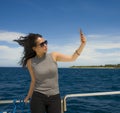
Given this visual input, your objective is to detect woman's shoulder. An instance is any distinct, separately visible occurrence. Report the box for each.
[49,52,59,56]
[49,52,58,57]
[27,58,32,64]
[26,58,32,69]
[27,57,36,65]
[48,52,57,62]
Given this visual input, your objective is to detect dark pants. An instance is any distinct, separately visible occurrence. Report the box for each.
[30,91,61,113]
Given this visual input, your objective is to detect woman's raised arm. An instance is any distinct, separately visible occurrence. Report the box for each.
[52,30,87,62]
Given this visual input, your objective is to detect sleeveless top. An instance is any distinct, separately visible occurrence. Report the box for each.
[31,53,59,96]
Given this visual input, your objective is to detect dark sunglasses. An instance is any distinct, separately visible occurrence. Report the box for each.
[39,40,48,47]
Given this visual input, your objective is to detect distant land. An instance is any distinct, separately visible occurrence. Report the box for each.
[70,64,120,69]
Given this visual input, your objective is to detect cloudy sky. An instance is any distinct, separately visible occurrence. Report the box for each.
[0,0,120,67]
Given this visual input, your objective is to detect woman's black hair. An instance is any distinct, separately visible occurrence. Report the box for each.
[14,33,42,67]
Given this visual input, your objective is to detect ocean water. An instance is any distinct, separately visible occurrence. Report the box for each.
[0,67,120,113]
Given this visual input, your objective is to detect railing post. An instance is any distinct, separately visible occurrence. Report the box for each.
[61,99,64,113]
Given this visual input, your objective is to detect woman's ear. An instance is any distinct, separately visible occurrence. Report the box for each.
[32,47,36,51]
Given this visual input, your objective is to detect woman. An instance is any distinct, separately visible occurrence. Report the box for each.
[14,30,86,113]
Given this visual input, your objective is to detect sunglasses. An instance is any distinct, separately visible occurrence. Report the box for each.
[39,40,48,47]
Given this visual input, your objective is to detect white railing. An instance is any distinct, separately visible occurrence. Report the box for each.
[0,91,120,113]
[0,100,29,104]
[61,91,120,113]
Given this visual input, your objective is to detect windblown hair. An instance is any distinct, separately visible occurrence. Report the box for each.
[14,33,42,67]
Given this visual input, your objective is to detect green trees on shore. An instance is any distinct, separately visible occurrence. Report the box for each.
[71,64,120,68]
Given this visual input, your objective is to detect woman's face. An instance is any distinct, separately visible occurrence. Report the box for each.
[33,37,48,54]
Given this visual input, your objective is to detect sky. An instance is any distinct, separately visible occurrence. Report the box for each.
[0,0,120,67]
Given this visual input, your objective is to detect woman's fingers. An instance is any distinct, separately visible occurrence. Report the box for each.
[80,29,86,43]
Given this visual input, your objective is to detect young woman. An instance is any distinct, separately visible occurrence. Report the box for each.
[14,30,86,113]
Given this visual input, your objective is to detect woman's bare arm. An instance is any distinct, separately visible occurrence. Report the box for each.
[24,59,36,102]
[52,30,86,62]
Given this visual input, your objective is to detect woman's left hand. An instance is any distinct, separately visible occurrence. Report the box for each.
[24,96,29,103]
[80,29,87,44]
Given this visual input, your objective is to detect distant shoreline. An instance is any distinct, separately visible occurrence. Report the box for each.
[70,64,120,69]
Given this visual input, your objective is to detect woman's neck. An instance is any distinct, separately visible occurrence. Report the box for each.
[36,52,45,58]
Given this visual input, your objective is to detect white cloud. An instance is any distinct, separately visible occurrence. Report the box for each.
[0,31,120,67]
[0,45,23,67]
[0,31,25,43]
[88,34,120,42]
[0,31,24,66]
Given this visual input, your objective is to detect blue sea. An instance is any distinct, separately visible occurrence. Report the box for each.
[0,67,120,113]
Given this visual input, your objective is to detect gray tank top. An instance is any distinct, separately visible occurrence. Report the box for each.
[31,53,59,96]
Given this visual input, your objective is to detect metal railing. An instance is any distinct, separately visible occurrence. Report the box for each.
[0,100,29,104]
[61,91,120,113]
[0,91,120,113]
